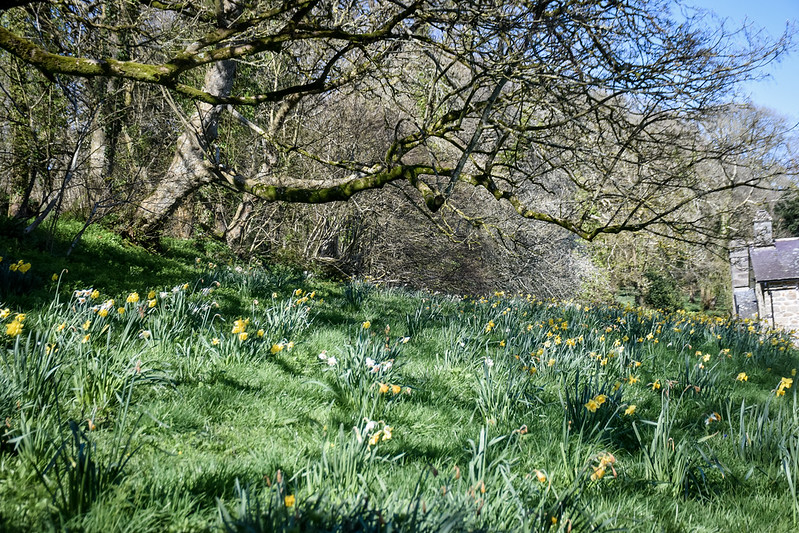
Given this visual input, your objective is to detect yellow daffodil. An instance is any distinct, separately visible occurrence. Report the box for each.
[379,383,389,394]
[126,292,139,304]
[270,343,284,354]
[362,321,371,329]
[284,495,295,507]
[736,372,748,382]
[90,289,100,299]
[391,384,401,395]
[585,399,599,412]
[5,320,22,337]
[238,332,248,342]
[624,405,636,416]
[212,337,220,345]
[534,470,547,483]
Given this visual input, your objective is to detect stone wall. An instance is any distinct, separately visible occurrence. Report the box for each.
[763,282,799,333]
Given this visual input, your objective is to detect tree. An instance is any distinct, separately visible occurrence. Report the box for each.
[0,0,795,243]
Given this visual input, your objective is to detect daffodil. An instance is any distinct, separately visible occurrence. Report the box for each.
[126,292,139,304]
[585,399,599,412]
[5,320,22,337]
[362,321,371,329]
[736,372,748,382]
[284,495,295,507]
[238,332,248,342]
[534,470,547,483]
[624,405,636,416]
[270,343,284,354]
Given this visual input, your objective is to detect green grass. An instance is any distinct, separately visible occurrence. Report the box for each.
[2,223,799,531]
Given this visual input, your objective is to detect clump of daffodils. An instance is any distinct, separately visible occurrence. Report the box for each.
[354,418,392,446]
[584,394,607,413]
[590,452,617,481]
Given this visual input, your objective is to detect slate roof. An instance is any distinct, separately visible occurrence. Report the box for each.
[751,238,799,282]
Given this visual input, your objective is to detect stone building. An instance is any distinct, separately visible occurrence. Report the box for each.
[730,210,799,331]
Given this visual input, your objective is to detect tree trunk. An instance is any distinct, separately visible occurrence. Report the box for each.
[132,0,241,238]
[133,57,236,238]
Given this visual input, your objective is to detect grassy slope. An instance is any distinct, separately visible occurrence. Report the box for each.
[1,222,799,532]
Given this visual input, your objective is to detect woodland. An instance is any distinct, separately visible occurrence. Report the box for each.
[1,0,798,305]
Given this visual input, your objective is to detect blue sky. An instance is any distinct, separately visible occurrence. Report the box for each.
[682,0,799,123]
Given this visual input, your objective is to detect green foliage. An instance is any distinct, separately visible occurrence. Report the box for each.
[643,270,682,311]
[776,190,799,237]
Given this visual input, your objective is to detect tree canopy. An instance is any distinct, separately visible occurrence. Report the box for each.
[0,0,796,243]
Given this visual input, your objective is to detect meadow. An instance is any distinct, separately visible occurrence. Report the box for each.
[1,227,799,532]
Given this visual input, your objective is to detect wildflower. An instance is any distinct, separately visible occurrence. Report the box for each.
[90,289,100,299]
[651,380,661,391]
[238,332,248,342]
[369,432,380,446]
[584,399,599,412]
[257,329,265,338]
[126,292,139,304]
[0,308,9,319]
[82,320,91,331]
[284,495,295,508]
[534,470,547,483]
[777,377,793,396]
[148,290,156,299]
[485,320,495,333]
[736,372,748,382]
[232,318,249,334]
[212,337,220,346]
[81,334,90,343]
[148,299,157,308]
[270,343,284,354]
[182,283,189,290]
[624,405,636,416]
[52,273,59,282]
[379,383,389,394]
[5,320,22,337]
[391,384,401,395]
[362,321,371,329]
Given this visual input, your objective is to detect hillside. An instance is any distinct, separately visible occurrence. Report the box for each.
[1,228,799,531]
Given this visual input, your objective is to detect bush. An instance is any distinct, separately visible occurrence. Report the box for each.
[644,270,681,311]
